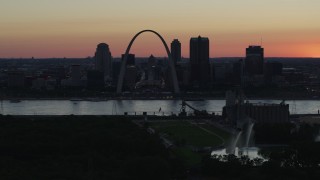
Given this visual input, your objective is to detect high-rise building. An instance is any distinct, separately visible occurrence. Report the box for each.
[124,66,138,90]
[245,46,264,75]
[190,36,210,87]
[94,43,112,80]
[147,55,157,81]
[171,39,181,65]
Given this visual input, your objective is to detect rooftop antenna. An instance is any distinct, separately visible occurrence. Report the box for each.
[260,37,263,46]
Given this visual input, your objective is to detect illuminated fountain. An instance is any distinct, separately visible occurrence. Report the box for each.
[315,130,320,142]
[227,130,242,154]
[245,122,254,147]
[214,120,259,159]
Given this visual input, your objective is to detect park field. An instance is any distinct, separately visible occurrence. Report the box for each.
[150,120,231,148]
[149,120,232,166]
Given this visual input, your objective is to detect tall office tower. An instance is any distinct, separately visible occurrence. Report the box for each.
[147,55,157,81]
[121,54,135,66]
[94,43,112,80]
[124,66,138,90]
[190,36,210,87]
[171,39,181,65]
[245,46,264,75]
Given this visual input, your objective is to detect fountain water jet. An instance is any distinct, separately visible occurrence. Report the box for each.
[227,131,243,154]
[245,122,254,147]
[315,130,320,142]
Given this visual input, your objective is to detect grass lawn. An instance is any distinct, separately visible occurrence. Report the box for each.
[150,120,232,167]
[150,121,229,147]
[199,124,232,140]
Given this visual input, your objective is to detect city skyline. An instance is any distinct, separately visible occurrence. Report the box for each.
[0,0,319,58]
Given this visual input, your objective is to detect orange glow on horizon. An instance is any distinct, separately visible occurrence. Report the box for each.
[0,41,318,59]
[0,30,318,58]
[301,44,320,58]
[1,26,319,58]
[1,0,320,58]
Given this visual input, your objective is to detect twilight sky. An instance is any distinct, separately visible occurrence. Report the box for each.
[0,0,319,58]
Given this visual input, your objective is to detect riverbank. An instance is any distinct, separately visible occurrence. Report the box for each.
[2,96,320,101]
[1,99,320,115]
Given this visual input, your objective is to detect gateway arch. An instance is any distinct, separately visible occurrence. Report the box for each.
[116,30,180,94]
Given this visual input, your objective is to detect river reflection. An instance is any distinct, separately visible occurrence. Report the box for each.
[0,99,320,115]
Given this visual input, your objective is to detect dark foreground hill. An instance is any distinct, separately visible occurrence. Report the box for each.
[0,115,184,179]
[0,115,320,180]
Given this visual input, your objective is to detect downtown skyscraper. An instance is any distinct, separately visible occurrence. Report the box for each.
[171,39,181,65]
[94,43,112,80]
[245,46,264,75]
[190,36,210,87]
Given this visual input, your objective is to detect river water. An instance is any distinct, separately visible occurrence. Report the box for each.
[0,99,319,115]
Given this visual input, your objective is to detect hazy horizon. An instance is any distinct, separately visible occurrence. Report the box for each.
[1,0,319,58]
[1,56,320,60]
